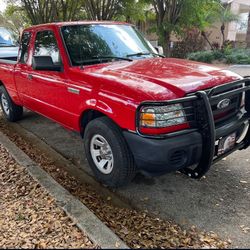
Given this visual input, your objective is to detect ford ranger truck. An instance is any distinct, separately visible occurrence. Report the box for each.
[0,21,249,187]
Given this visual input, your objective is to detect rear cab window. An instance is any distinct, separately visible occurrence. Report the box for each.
[19,32,31,64]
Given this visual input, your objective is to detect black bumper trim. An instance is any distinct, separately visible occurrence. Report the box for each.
[123,131,202,175]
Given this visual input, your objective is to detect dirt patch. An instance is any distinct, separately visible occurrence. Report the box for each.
[0,144,96,249]
[0,113,231,248]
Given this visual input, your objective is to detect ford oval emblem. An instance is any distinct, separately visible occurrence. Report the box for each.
[217,98,231,109]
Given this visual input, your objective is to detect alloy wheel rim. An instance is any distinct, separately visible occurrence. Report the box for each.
[1,94,10,116]
[90,134,114,174]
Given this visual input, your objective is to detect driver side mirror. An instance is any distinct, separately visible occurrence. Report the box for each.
[154,46,164,56]
[32,56,62,72]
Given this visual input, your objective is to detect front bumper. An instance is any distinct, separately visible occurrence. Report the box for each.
[125,77,250,177]
[123,130,202,175]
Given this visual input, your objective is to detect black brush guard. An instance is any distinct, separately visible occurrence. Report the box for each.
[136,77,250,178]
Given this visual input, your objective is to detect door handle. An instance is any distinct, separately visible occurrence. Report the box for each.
[27,74,33,80]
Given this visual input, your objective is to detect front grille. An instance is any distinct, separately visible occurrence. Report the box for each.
[211,94,241,125]
[208,83,243,127]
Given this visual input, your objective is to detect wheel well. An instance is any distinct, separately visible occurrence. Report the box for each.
[80,109,105,137]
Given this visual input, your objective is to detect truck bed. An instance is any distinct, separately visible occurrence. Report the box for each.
[0,60,18,104]
[0,59,17,64]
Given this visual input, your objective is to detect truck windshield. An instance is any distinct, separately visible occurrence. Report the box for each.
[61,24,157,66]
[0,27,16,47]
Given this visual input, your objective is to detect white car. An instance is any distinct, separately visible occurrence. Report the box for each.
[0,27,19,61]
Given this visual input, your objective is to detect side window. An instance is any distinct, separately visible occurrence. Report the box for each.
[34,30,62,65]
[19,32,31,64]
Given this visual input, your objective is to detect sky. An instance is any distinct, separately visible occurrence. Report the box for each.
[0,0,7,13]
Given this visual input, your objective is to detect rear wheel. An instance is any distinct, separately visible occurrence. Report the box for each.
[0,86,23,122]
[84,117,136,187]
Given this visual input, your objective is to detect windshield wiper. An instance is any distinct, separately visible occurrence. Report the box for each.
[91,56,133,62]
[79,56,133,68]
[127,52,165,58]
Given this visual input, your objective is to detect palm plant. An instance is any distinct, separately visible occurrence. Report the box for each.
[218,5,239,47]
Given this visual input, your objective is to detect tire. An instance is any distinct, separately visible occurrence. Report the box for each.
[84,116,136,187]
[0,86,23,122]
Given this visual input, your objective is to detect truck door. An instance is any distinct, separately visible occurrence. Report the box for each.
[16,29,76,129]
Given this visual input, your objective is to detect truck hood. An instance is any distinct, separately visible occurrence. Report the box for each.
[82,57,242,101]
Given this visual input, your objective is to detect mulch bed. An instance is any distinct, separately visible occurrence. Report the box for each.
[0,144,96,249]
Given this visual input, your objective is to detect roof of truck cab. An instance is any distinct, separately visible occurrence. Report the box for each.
[23,21,131,31]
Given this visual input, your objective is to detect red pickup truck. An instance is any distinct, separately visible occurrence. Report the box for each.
[0,21,249,187]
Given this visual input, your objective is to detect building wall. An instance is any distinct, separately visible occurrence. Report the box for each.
[227,0,250,42]
[206,0,250,47]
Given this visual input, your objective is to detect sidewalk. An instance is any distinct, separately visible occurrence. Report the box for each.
[0,144,96,249]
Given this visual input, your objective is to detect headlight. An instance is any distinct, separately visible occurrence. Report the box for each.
[140,104,187,128]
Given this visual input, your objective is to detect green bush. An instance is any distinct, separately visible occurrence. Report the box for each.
[213,50,224,60]
[187,50,215,63]
[187,48,250,65]
[224,49,250,64]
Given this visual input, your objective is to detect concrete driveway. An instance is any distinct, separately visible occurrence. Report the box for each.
[11,65,250,248]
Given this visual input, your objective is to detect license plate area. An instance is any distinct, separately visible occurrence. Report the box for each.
[217,132,236,156]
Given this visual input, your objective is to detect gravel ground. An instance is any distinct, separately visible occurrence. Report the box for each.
[0,144,96,249]
[0,113,231,249]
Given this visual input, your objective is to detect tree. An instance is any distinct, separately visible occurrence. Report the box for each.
[83,0,121,20]
[83,0,149,22]
[246,11,250,48]
[152,0,221,56]
[59,0,86,21]
[118,0,149,23]
[7,0,85,25]
[3,4,30,35]
[20,0,60,24]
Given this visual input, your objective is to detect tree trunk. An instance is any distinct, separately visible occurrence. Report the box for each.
[201,31,214,50]
[221,23,225,48]
[160,31,171,57]
[246,12,250,48]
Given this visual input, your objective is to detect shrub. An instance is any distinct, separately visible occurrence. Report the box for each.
[224,49,250,64]
[187,48,250,65]
[187,50,215,63]
[171,29,206,58]
[213,50,224,60]
[211,42,220,50]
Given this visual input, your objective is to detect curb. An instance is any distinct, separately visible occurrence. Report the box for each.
[6,121,132,210]
[229,65,250,68]
[0,131,129,249]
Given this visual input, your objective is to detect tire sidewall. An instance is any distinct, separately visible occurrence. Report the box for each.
[0,87,12,120]
[84,120,129,186]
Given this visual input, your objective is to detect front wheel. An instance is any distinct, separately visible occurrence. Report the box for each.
[0,86,23,122]
[84,117,136,187]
